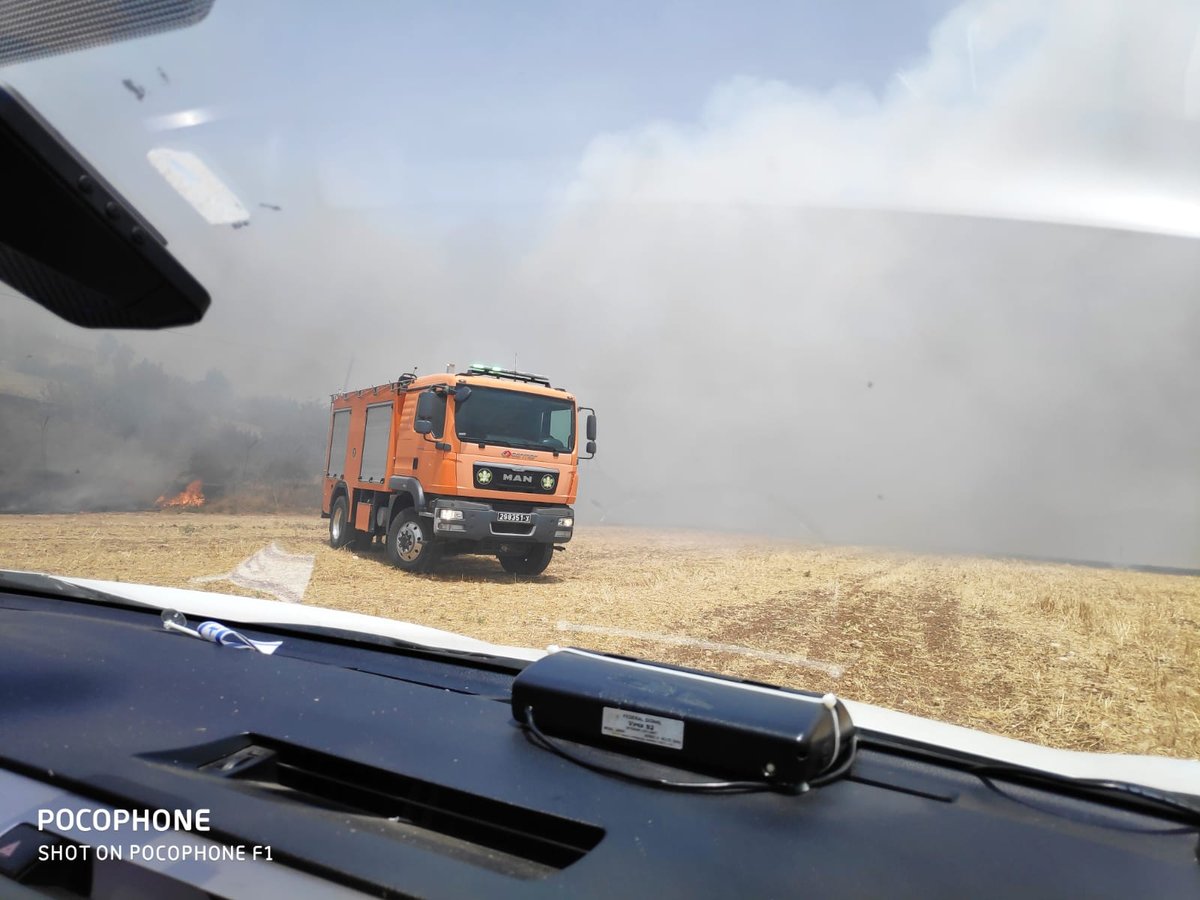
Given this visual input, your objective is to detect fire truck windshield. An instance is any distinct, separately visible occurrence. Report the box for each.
[454,386,575,453]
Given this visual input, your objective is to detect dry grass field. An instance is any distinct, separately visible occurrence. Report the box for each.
[2,512,1198,760]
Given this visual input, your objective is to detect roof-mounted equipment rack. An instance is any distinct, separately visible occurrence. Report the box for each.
[465,364,551,387]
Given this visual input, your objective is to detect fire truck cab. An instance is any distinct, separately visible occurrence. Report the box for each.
[322,365,596,576]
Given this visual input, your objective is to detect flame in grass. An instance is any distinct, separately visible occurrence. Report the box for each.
[156,479,205,509]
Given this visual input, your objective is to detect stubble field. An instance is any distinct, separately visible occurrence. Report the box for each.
[3,512,1198,759]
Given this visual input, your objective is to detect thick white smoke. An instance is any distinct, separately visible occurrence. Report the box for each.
[511,0,1200,566]
[561,0,1200,237]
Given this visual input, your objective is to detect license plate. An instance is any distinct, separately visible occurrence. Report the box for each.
[496,512,532,524]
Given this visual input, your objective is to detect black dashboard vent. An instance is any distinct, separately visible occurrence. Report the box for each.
[167,736,603,878]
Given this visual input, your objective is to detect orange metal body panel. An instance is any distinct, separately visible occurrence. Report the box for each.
[353,504,372,531]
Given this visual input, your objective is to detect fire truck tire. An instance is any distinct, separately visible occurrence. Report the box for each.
[498,543,554,576]
[329,495,354,549]
[386,509,441,573]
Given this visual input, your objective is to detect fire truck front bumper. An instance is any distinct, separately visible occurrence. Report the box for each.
[429,499,574,546]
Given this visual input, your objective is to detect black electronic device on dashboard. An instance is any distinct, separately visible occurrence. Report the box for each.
[512,647,855,787]
[0,84,209,328]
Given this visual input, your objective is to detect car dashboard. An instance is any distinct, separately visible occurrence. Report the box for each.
[1,589,1198,898]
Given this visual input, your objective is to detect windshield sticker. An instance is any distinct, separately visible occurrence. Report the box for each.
[147,147,250,226]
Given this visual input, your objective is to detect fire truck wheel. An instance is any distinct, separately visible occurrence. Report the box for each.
[498,543,554,576]
[329,495,354,549]
[387,509,441,573]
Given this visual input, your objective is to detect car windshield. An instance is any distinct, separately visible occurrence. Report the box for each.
[0,0,1197,765]
[454,387,575,452]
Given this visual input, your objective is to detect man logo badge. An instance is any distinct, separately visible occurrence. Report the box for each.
[541,474,556,490]
[476,468,493,486]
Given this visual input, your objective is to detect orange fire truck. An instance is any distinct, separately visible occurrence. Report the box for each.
[322,365,596,575]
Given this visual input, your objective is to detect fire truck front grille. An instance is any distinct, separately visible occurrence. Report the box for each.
[491,521,535,535]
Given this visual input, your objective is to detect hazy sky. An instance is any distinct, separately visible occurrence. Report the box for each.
[2,1,961,220]
[2,0,1198,565]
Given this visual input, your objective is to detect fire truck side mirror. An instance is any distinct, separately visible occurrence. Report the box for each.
[586,414,597,441]
[585,441,597,456]
[414,391,435,434]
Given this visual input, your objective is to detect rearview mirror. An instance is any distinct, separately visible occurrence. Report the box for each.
[586,414,597,441]
[0,85,209,328]
[453,384,472,404]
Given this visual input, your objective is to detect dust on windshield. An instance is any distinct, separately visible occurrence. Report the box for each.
[0,0,1197,761]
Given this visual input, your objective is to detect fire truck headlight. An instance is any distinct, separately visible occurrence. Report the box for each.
[558,517,573,528]
[438,509,464,521]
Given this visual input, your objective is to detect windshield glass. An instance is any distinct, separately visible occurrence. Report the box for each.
[455,387,575,452]
[0,0,1197,766]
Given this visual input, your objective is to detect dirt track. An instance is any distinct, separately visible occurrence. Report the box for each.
[2,512,1198,759]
